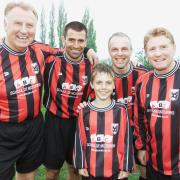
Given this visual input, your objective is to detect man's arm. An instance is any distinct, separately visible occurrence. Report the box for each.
[73,109,87,170]
[134,81,147,150]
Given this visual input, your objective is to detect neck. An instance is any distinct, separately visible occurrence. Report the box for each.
[113,63,131,75]
[64,52,83,62]
[155,60,176,75]
[92,98,112,108]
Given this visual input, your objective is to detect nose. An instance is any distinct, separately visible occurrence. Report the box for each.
[73,41,79,48]
[19,24,28,34]
[154,49,162,56]
[102,83,106,89]
[116,49,123,56]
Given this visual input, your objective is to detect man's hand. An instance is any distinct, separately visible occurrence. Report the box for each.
[78,168,89,177]
[118,171,129,179]
[87,48,99,65]
[138,150,146,166]
[76,101,87,113]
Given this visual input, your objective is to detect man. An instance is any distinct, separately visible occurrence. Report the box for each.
[134,27,180,179]
[108,32,147,180]
[43,21,93,180]
[0,2,44,180]
[0,2,97,180]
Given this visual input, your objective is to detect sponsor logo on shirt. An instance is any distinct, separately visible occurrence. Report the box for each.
[150,100,170,109]
[62,82,82,92]
[90,134,113,143]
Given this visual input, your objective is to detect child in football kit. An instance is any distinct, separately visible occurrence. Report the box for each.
[73,63,134,180]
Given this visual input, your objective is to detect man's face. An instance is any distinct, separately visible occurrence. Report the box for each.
[62,29,87,61]
[4,7,37,52]
[146,35,175,74]
[108,36,132,73]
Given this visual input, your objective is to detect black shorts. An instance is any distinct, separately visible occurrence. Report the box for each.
[43,110,77,169]
[0,113,44,180]
[147,161,180,180]
[82,173,126,180]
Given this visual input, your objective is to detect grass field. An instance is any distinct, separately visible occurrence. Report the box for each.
[35,164,140,180]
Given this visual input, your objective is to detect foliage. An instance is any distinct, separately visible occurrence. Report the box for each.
[135,50,153,70]
[82,9,97,51]
[48,3,56,47]
[39,8,46,43]
[57,2,67,48]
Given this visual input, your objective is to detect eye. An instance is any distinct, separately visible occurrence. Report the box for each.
[78,39,85,43]
[148,47,155,52]
[68,38,75,42]
[111,48,118,53]
[122,47,128,51]
[26,23,33,28]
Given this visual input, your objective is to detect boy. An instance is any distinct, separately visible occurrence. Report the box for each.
[74,63,134,180]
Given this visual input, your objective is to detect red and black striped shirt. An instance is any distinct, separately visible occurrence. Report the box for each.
[73,100,134,178]
[43,53,93,119]
[134,62,180,175]
[114,63,147,126]
[0,41,58,123]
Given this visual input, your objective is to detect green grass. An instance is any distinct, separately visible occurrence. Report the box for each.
[35,164,140,180]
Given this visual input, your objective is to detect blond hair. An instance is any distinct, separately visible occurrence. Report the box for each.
[144,27,175,51]
[4,1,38,19]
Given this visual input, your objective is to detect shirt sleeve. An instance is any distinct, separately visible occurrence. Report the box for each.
[73,109,87,169]
[134,80,147,150]
[117,105,134,171]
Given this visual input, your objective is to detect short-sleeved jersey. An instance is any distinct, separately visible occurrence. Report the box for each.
[0,41,59,123]
[113,63,147,126]
[43,52,93,119]
[73,100,134,178]
[134,62,180,175]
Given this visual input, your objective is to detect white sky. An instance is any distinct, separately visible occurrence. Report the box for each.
[0,0,180,60]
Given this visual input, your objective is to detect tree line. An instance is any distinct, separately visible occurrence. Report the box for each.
[39,2,97,51]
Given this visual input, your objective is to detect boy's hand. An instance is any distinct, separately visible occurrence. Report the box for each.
[76,101,88,113]
[138,150,146,166]
[87,48,99,65]
[118,171,129,179]
[78,168,89,177]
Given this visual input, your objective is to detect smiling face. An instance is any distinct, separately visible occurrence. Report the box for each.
[108,36,132,74]
[145,35,175,74]
[91,72,115,102]
[4,6,37,52]
[61,28,87,61]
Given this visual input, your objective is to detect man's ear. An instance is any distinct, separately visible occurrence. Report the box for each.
[90,82,93,89]
[61,36,65,47]
[4,18,8,32]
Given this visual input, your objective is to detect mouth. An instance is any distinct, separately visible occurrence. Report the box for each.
[17,36,29,41]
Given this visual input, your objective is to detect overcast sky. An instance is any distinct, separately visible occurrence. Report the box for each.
[0,0,180,59]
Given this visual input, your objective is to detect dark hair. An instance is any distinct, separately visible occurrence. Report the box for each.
[64,21,87,38]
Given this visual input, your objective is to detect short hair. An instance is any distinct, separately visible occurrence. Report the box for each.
[144,27,175,51]
[64,21,87,38]
[4,1,38,19]
[108,32,132,49]
[91,63,115,83]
